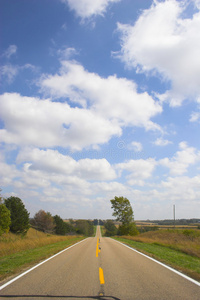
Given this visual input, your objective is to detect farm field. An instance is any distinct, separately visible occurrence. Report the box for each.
[135,221,200,230]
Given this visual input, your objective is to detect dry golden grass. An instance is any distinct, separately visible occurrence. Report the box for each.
[0,228,78,257]
[123,229,200,258]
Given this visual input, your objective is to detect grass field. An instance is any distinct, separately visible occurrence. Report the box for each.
[0,228,84,282]
[0,228,81,257]
[113,229,200,282]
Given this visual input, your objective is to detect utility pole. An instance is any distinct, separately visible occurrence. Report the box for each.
[173,204,175,229]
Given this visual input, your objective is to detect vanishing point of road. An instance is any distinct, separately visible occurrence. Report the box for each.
[0,226,200,299]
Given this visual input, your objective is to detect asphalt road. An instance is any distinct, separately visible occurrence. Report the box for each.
[0,226,200,299]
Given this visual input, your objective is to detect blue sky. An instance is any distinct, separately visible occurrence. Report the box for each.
[1,0,200,220]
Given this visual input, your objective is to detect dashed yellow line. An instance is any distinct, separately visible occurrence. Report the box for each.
[96,238,99,257]
[99,267,105,285]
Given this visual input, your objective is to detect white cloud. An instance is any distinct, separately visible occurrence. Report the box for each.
[1,59,162,152]
[17,148,76,174]
[1,65,18,83]
[1,143,200,219]
[57,47,78,59]
[154,137,172,146]
[159,142,200,175]
[61,0,120,19]
[0,93,120,150]
[78,158,116,180]
[22,166,50,189]
[132,175,200,219]
[190,110,200,122]
[192,0,200,9]
[93,181,127,193]
[116,0,200,105]
[0,63,37,84]
[116,158,156,186]
[159,175,200,204]
[40,60,162,131]
[3,45,17,58]
[17,148,117,181]
[0,153,19,186]
[127,141,143,152]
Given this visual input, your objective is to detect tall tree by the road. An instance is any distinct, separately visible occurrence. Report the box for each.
[110,196,138,236]
[30,209,55,233]
[31,210,55,233]
[0,203,11,235]
[54,215,66,235]
[53,215,74,235]
[4,196,30,235]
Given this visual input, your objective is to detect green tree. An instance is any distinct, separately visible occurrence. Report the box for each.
[75,220,94,236]
[54,215,67,235]
[104,220,117,236]
[31,210,55,233]
[64,221,74,235]
[118,222,138,236]
[4,196,30,235]
[110,196,138,236]
[0,204,11,235]
[93,219,98,226]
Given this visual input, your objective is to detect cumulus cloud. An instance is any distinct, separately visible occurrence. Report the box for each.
[93,181,127,193]
[190,112,200,122]
[57,47,78,60]
[17,148,117,181]
[159,175,200,204]
[133,175,200,219]
[116,158,156,186]
[116,0,200,105]
[61,0,120,19]
[0,56,162,151]
[0,154,19,186]
[0,93,120,150]
[1,143,200,218]
[40,60,162,131]
[190,100,200,122]
[127,141,143,152]
[154,137,172,146]
[159,141,200,175]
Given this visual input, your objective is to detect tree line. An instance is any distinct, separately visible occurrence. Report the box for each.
[149,219,200,225]
[0,193,94,237]
[1,191,139,237]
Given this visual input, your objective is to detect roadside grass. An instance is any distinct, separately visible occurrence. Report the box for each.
[0,228,79,257]
[0,229,84,282]
[132,229,200,258]
[113,229,200,282]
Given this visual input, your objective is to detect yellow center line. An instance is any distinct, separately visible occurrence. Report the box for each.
[99,267,105,285]
[96,238,99,257]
